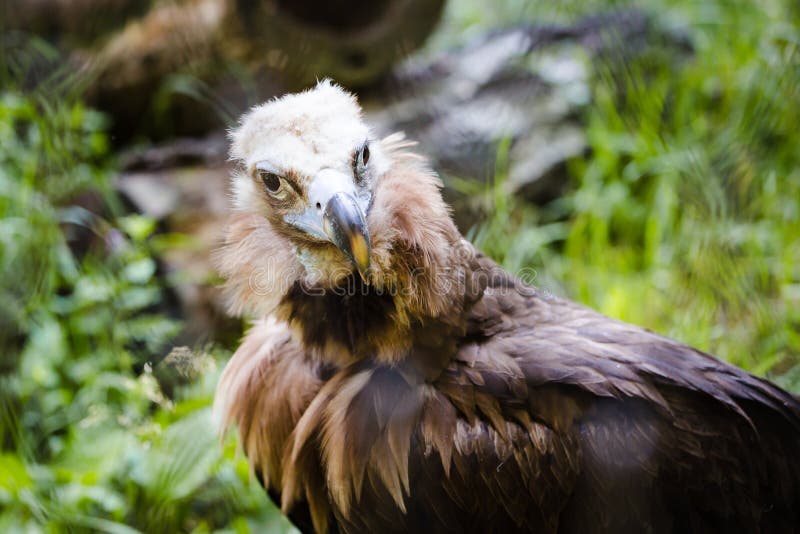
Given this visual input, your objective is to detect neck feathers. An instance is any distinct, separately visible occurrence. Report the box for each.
[276,221,482,367]
[218,137,484,365]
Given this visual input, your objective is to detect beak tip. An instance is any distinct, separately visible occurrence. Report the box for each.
[321,192,372,283]
[350,233,371,283]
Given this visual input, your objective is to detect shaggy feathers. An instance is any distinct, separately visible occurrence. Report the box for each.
[214,82,800,533]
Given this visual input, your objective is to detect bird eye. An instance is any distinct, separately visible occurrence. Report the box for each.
[354,141,370,180]
[259,170,282,194]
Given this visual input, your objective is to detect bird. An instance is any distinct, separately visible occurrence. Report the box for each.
[213,80,800,533]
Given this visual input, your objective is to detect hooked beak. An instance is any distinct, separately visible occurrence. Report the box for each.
[285,168,371,281]
[322,192,371,281]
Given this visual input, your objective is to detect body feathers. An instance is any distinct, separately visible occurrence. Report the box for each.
[214,82,800,533]
[217,249,800,533]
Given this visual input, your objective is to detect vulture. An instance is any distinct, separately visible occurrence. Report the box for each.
[213,80,800,533]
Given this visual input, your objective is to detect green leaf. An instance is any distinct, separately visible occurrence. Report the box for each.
[123,258,157,285]
[118,215,157,242]
[0,454,33,501]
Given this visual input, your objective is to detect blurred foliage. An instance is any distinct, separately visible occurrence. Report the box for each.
[0,42,294,533]
[470,0,800,390]
[1,0,799,532]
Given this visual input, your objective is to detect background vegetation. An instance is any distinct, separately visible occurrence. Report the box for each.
[1,0,798,532]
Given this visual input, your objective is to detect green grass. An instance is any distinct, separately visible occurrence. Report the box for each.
[0,44,294,533]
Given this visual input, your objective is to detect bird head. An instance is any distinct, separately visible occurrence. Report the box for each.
[228,80,386,282]
[218,80,471,358]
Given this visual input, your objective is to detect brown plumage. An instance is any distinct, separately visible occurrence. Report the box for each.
[213,81,800,533]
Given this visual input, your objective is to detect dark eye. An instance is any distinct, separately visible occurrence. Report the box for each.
[259,170,281,193]
[354,141,370,179]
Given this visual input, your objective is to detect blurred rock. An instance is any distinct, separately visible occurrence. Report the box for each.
[365,10,691,228]
[13,0,444,142]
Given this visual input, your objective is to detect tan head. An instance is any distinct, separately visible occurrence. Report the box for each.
[218,80,467,358]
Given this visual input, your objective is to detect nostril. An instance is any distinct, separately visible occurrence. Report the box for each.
[315,202,322,210]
